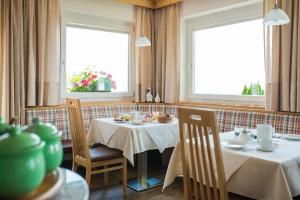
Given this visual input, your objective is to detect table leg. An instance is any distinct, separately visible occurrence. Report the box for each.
[127,151,163,191]
[137,151,148,188]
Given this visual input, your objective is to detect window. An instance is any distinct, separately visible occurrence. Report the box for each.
[194,19,265,96]
[185,3,265,104]
[61,13,134,100]
[66,26,129,92]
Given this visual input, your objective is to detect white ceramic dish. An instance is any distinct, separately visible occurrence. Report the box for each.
[131,120,145,125]
[222,140,247,150]
[257,140,280,152]
[283,134,300,141]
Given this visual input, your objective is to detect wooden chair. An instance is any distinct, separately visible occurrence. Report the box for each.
[178,108,228,200]
[66,98,127,196]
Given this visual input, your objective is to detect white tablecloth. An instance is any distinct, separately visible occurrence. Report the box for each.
[87,118,179,166]
[163,132,300,200]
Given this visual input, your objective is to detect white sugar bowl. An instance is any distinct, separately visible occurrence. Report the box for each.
[239,128,250,144]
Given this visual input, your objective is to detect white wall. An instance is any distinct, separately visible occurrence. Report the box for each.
[181,0,259,18]
[61,0,135,22]
[61,0,263,103]
[61,0,258,22]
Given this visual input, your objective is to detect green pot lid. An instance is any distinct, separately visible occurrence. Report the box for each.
[0,117,8,134]
[24,117,61,140]
[0,126,42,155]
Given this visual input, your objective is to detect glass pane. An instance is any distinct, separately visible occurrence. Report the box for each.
[194,19,265,96]
[66,26,129,92]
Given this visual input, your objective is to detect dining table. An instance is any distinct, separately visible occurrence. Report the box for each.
[163,131,300,200]
[55,168,89,200]
[87,117,179,191]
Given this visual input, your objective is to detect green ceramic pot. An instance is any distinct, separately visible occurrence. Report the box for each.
[0,126,46,198]
[0,117,8,135]
[104,79,112,92]
[24,118,63,173]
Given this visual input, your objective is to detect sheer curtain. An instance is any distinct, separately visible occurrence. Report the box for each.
[135,3,180,103]
[154,4,180,103]
[0,0,8,120]
[265,0,300,112]
[0,0,61,123]
[135,6,155,103]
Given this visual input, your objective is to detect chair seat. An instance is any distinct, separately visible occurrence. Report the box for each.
[90,146,123,162]
[62,139,72,154]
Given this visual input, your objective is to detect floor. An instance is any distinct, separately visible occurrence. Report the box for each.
[80,166,300,200]
[84,166,252,200]
[89,177,254,200]
[62,152,300,200]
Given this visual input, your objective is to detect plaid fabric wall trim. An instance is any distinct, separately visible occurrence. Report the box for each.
[25,105,300,140]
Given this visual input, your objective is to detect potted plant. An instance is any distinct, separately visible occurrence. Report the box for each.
[69,69,116,92]
[241,82,264,96]
[69,70,98,92]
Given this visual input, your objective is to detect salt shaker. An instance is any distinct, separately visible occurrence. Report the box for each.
[239,128,249,144]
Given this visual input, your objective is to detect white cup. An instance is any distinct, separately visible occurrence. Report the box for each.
[259,138,273,151]
[257,124,272,147]
[257,124,272,140]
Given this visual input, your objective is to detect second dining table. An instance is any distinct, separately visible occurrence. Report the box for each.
[163,131,300,200]
[87,117,179,191]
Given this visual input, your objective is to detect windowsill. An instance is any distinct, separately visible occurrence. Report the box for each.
[178,100,265,110]
[59,91,135,104]
[26,99,136,110]
[186,93,265,106]
[181,93,265,110]
[62,91,133,98]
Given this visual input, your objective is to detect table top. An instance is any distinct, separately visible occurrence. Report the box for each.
[163,131,300,200]
[220,131,300,163]
[94,117,179,129]
[55,168,89,200]
[88,118,180,165]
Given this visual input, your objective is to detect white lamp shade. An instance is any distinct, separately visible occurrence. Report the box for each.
[135,36,151,47]
[264,8,290,26]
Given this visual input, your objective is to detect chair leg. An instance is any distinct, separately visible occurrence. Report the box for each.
[104,166,109,186]
[122,157,128,197]
[85,167,92,186]
[72,161,78,172]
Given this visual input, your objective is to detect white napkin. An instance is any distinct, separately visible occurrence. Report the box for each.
[88,118,120,145]
[144,122,179,153]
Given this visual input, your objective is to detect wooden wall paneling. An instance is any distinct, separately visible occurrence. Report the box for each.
[116,0,183,9]
[153,0,182,9]
[116,0,154,8]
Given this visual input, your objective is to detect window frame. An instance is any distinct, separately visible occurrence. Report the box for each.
[60,12,135,102]
[183,1,265,105]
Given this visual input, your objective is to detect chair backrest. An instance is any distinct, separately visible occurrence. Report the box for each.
[178,108,228,200]
[66,98,90,161]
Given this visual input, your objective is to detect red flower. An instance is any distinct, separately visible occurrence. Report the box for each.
[81,79,90,86]
[88,74,97,82]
